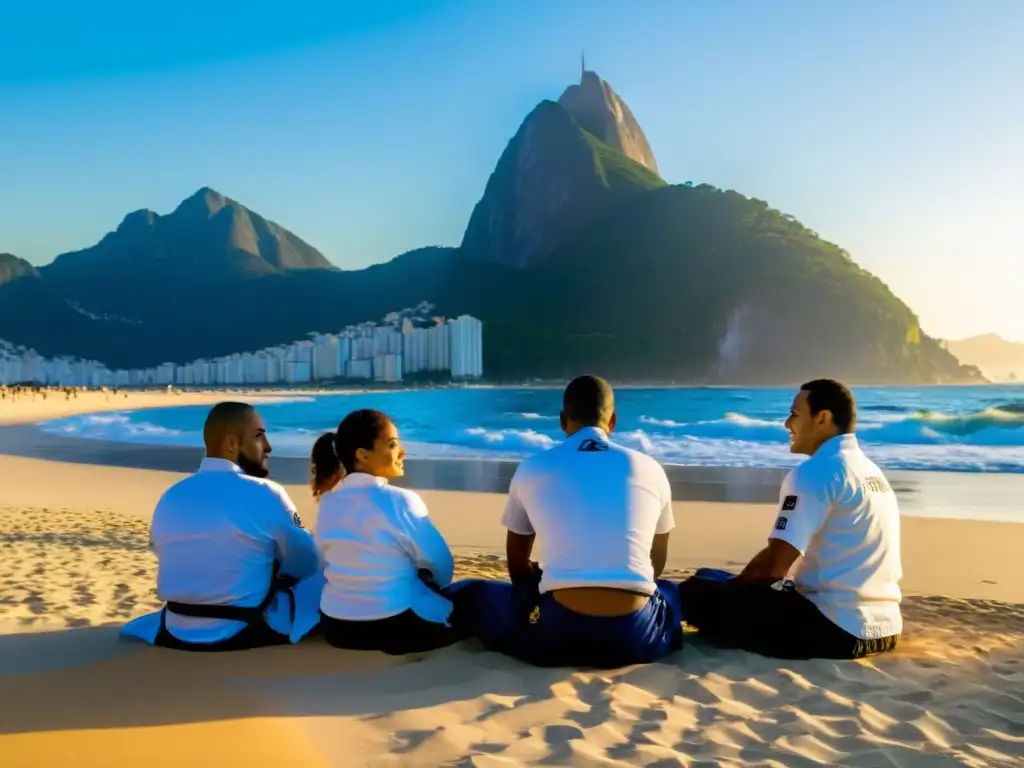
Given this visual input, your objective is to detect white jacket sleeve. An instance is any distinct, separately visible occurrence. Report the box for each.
[264,483,321,579]
[391,489,455,588]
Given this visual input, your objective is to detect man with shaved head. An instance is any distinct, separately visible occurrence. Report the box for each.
[120,402,323,651]
[452,375,684,668]
[202,401,271,478]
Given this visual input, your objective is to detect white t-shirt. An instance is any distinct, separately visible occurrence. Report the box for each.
[151,457,321,644]
[315,472,455,623]
[500,426,675,595]
[769,433,903,639]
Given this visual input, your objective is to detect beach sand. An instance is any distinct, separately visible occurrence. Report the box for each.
[1,393,1022,766]
[0,386,325,428]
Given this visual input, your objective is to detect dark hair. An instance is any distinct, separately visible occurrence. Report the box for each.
[562,374,615,426]
[800,378,856,433]
[310,432,340,497]
[203,401,254,449]
[310,409,392,496]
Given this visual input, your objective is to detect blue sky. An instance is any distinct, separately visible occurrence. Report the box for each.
[1,0,1021,341]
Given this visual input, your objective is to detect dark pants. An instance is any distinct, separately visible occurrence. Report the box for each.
[320,610,468,655]
[678,569,899,660]
[448,577,684,669]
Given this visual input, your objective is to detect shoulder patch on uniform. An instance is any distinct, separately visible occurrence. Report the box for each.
[781,495,798,511]
[864,476,892,494]
[292,511,303,528]
[775,516,788,531]
[578,439,609,452]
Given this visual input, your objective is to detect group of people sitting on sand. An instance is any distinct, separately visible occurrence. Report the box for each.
[121,375,903,667]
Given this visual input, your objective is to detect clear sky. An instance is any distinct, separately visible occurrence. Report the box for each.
[1,0,1021,341]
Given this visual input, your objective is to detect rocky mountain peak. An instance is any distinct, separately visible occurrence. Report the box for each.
[558,68,659,174]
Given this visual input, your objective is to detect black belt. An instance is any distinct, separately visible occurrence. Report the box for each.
[164,565,298,625]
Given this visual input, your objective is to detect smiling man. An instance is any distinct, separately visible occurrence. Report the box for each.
[678,379,904,660]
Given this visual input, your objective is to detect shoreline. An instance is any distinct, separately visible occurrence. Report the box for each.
[0,387,347,428]
[3,389,1024,523]
[0,389,1022,766]
[4,422,1024,522]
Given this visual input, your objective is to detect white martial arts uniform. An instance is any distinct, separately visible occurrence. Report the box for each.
[769,433,903,640]
[316,472,455,625]
[500,426,675,595]
[120,457,324,646]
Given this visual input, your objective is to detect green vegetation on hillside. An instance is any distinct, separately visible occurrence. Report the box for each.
[439,182,981,384]
[583,132,666,192]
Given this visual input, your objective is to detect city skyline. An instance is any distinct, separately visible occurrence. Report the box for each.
[0,310,484,388]
[1,1,1021,342]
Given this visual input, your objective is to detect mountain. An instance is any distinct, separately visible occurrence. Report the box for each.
[946,334,1024,381]
[0,243,458,369]
[0,71,985,385]
[0,253,40,285]
[0,252,125,360]
[459,98,664,268]
[39,187,335,316]
[438,183,980,384]
[558,69,658,173]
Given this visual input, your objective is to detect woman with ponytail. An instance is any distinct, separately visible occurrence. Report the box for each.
[311,408,466,654]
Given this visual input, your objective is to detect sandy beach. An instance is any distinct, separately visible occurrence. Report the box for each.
[0,391,1022,766]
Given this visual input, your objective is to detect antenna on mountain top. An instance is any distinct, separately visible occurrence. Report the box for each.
[580,50,586,80]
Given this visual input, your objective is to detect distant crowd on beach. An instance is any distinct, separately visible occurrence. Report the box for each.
[1,384,85,401]
[121,374,904,668]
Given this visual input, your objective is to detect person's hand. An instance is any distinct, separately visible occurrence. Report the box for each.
[418,569,442,593]
[511,561,543,590]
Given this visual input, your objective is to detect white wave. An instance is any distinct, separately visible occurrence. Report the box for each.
[638,415,685,427]
[463,427,557,450]
[40,412,196,446]
[35,401,1024,475]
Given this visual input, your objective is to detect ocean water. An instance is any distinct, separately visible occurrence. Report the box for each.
[37,384,1024,474]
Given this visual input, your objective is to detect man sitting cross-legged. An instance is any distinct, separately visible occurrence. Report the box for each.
[450,375,684,668]
[678,379,903,660]
[120,401,324,651]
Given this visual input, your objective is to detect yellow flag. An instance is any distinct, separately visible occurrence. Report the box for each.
[905,325,920,344]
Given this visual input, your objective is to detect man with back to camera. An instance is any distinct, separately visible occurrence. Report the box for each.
[678,378,903,659]
[119,401,324,651]
[453,375,684,668]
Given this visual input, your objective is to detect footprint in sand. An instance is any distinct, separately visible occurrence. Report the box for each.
[74,585,96,607]
[22,592,48,615]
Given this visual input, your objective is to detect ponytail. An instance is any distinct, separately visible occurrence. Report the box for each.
[310,431,342,497]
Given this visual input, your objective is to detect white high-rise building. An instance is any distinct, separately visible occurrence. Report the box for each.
[426,320,450,372]
[312,334,343,381]
[345,358,372,379]
[402,326,429,374]
[373,353,403,383]
[373,326,401,356]
[448,315,484,379]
